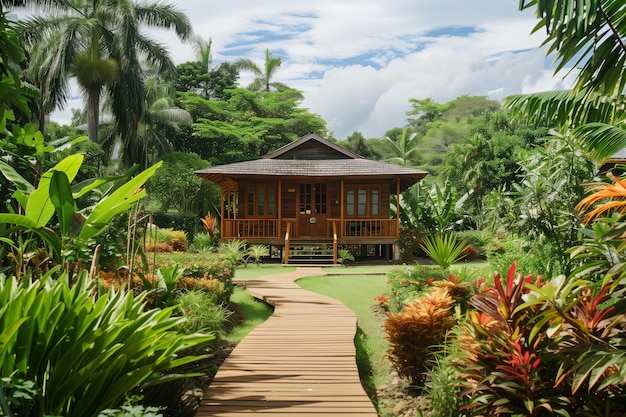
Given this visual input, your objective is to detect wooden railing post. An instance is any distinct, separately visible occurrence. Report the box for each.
[332,221,338,265]
[284,222,291,264]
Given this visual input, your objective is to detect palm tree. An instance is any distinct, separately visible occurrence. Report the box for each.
[507,0,626,162]
[102,69,192,169]
[235,48,289,92]
[16,0,193,143]
[194,36,213,73]
[383,127,420,166]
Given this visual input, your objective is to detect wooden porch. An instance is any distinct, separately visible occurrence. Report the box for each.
[222,218,398,264]
[222,218,398,242]
[195,267,378,417]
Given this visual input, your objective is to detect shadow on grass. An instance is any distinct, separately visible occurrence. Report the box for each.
[354,327,381,410]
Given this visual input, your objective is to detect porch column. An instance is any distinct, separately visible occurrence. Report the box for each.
[220,183,225,238]
[396,179,400,238]
[278,179,282,238]
[340,179,345,238]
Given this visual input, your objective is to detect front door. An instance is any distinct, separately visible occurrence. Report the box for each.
[298,182,328,238]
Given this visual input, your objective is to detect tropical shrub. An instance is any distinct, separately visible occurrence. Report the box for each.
[421,234,465,270]
[99,270,147,292]
[337,248,355,266]
[189,231,215,253]
[200,213,217,240]
[149,264,186,308]
[0,270,212,417]
[169,230,188,251]
[386,266,449,312]
[247,244,270,266]
[0,153,162,277]
[456,263,562,416]
[151,211,202,243]
[485,236,546,277]
[420,233,467,270]
[144,226,188,252]
[426,354,462,417]
[398,227,423,262]
[456,229,493,259]
[385,288,456,386]
[139,252,235,303]
[219,239,248,265]
[177,276,224,300]
[177,290,233,336]
[456,262,626,416]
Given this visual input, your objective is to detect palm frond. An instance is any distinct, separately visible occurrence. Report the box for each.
[574,123,626,162]
[234,58,262,76]
[135,2,194,41]
[504,89,625,128]
[520,0,626,97]
[151,108,192,126]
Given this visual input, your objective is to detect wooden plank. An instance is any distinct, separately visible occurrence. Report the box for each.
[196,267,378,417]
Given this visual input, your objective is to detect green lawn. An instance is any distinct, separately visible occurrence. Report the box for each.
[234,264,296,280]
[296,273,392,396]
[321,264,398,274]
[225,286,274,342]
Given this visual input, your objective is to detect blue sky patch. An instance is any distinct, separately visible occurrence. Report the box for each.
[423,25,484,38]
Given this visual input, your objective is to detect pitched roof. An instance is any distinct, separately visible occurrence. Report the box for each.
[263,133,363,160]
[195,134,428,190]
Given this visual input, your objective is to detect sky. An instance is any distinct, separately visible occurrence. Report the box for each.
[51,0,575,139]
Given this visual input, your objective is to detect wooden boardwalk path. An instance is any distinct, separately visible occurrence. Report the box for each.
[196,267,378,416]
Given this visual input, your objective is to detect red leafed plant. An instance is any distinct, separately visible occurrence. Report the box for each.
[201,213,217,239]
[457,262,573,416]
[457,261,626,416]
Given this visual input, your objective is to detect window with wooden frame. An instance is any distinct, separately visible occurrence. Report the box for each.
[246,184,276,217]
[345,186,380,217]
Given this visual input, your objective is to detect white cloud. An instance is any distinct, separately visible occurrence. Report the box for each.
[48,1,569,139]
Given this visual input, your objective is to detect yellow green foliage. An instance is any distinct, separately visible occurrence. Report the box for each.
[385,288,456,385]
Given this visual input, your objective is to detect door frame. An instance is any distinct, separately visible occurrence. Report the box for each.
[296,181,329,238]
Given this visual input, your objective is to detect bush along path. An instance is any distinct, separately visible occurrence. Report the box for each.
[196,266,378,416]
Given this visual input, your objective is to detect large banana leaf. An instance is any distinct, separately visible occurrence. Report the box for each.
[49,170,75,236]
[25,154,83,227]
[0,213,62,255]
[78,161,161,242]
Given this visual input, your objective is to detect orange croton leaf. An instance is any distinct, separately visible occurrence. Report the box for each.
[577,172,626,223]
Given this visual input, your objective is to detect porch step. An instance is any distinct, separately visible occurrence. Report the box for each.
[287,243,334,265]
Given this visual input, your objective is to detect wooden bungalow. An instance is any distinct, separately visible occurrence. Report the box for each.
[195,133,428,264]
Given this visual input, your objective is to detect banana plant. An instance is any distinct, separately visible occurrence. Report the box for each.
[0,153,162,271]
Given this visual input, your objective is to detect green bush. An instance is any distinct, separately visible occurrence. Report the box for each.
[486,237,546,277]
[151,212,201,243]
[398,227,423,262]
[141,252,235,303]
[189,232,217,253]
[0,270,212,417]
[387,266,450,312]
[177,290,233,337]
[456,229,494,259]
[426,355,462,417]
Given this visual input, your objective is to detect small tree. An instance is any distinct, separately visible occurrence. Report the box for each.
[148,152,220,216]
